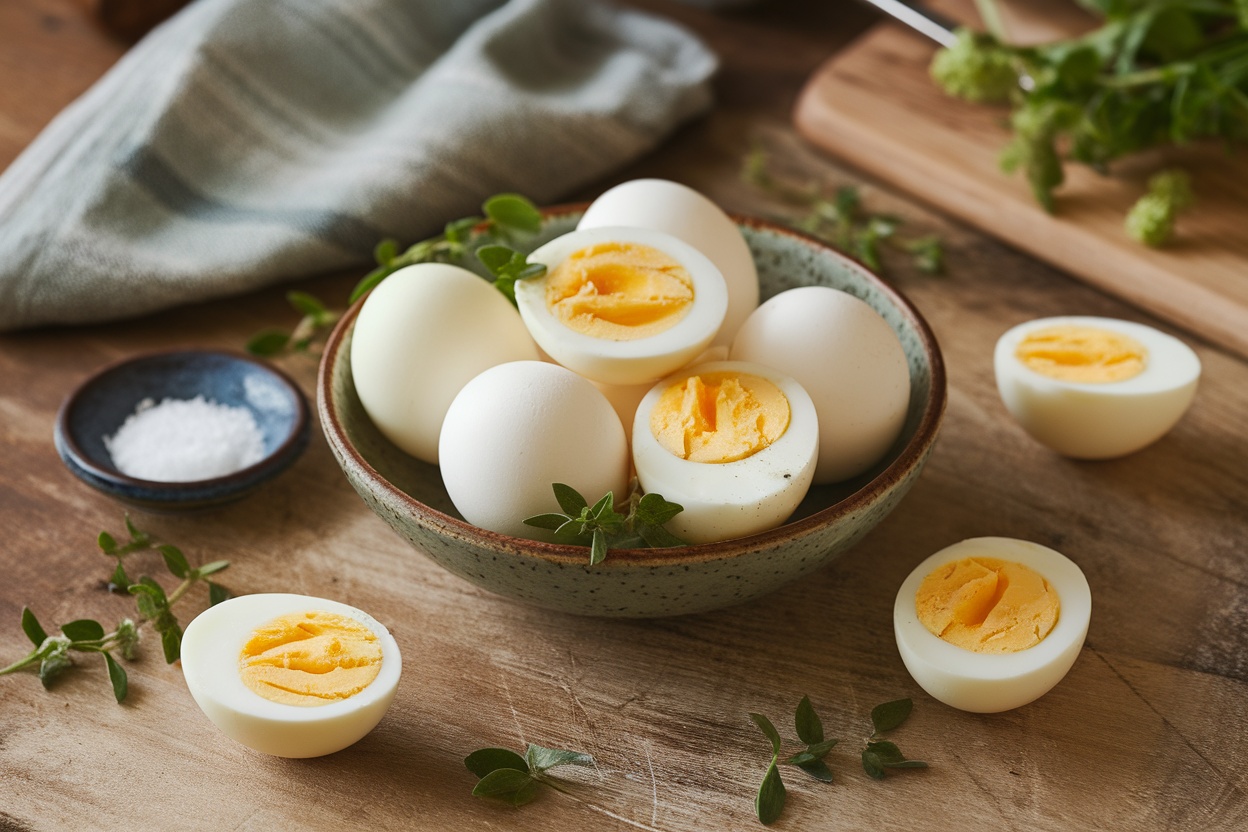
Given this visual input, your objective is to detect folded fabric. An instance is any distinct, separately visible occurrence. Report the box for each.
[0,0,716,331]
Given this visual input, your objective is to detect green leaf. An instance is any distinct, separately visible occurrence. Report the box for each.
[589,529,608,566]
[373,238,398,265]
[245,330,291,357]
[465,747,529,778]
[207,581,231,607]
[635,523,686,549]
[349,265,396,305]
[97,531,118,554]
[108,562,130,592]
[159,545,190,579]
[634,492,683,526]
[61,619,105,643]
[104,652,128,703]
[794,695,824,745]
[552,483,588,516]
[796,759,834,783]
[870,698,913,734]
[805,738,839,758]
[864,740,927,773]
[287,291,327,318]
[472,768,539,805]
[484,193,543,235]
[135,576,168,603]
[524,513,570,531]
[862,748,886,781]
[443,216,482,244]
[20,607,47,647]
[159,623,182,664]
[476,244,518,274]
[755,757,786,825]
[588,492,615,520]
[195,560,230,578]
[749,712,782,756]
[524,744,595,773]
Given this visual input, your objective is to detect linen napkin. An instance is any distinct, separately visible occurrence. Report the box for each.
[0,0,717,331]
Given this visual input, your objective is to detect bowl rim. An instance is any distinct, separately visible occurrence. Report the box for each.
[317,206,947,567]
[56,347,310,494]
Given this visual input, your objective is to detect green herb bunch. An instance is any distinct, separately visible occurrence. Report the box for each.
[247,193,545,357]
[743,148,945,275]
[750,697,927,825]
[523,482,686,565]
[930,0,1247,243]
[0,516,229,703]
[465,743,596,807]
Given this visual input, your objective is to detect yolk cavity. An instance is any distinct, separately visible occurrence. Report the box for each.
[650,371,789,463]
[240,611,383,707]
[1015,324,1147,383]
[545,242,694,341]
[915,558,1060,654]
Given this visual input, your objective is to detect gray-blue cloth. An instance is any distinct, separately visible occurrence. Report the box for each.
[0,0,716,331]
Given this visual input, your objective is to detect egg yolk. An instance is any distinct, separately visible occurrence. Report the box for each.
[915,558,1060,654]
[239,611,383,707]
[545,242,694,341]
[1015,324,1147,383]
[650,371,790,463]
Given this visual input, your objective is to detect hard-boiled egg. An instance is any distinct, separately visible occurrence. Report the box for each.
[515,227,728,386]
[351,263,539,464]
[731,286,910,484]
[631,360,818,544]
[439,360,629,539]
[994,316,1200,459]
[893,537,1091,713]
[181,593,402,758]
[577,178,759,347]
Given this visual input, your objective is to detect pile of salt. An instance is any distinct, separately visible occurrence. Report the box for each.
[104,396,266,482]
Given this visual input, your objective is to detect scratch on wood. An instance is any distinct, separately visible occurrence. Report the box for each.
[644,739,659,828]
[499,674,526,748]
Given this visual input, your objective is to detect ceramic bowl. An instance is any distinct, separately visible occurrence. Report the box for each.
[318,210,946,618]
[56,349,310,511]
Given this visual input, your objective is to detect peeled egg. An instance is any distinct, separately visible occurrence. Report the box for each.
[893,537,1091,713]
[439,360,629,539]
[731,286,910,484]
[181,593,402,758]
[577,178,759,346]
[631,360,818,544]
[351,262,538,464]
[515,226,728,386]
[994,316,1200,459]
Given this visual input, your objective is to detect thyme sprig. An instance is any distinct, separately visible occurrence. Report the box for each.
[524,482,686,565]
[465,743,596,807]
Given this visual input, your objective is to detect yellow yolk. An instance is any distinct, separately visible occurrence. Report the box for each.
[239,611,383,707]
[545,242,694,341]
[650,371,790,463]
[1015,324,1147,383]
[915,558,1060,653]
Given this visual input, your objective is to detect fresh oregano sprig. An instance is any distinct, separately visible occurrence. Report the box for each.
[750,696,927,825]
[524,482,686,565]
[465,743,596,807]
[1,515,230,702]
[246,291,342,357]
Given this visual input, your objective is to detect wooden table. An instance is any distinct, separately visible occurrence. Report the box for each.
[2,2,1245,830]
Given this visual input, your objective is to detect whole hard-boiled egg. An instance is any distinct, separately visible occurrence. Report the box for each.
[515,226,728,386]
[577,178,759,347]
[181,593,402,758]
[994,316,1200,459]
[731,286,910,484]
[893,537,1091,713]
[631,360,818,544]
[439,360,630,539]
[351,263,538,464]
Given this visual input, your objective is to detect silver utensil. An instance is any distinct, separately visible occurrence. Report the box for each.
[853,0,959,47]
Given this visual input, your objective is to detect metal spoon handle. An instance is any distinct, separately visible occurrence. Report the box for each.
[853,0,960,48]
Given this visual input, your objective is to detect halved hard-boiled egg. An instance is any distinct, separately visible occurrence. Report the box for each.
[893,537,1091,713]
[631,360,818,544]
[994,316,1200,459]
[515,226,728,386]
[181,593,402,758]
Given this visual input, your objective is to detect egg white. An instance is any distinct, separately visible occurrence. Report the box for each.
[994,316,1200,459]
[515,226,729,386]
[181,593,402,758]
[893,537,1091,714]
[631,360,818,544]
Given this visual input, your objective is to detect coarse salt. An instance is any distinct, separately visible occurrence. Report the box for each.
[104,396,266,482]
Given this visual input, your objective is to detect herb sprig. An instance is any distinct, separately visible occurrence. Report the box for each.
[247,193,544,357]
[1,516,229,702]
[465,743,596,807]
[750,697,926,825]
[930,0,1247,243]
[523,482,686,565]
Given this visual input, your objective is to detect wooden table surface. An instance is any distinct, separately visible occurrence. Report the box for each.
[2,2,1245,830]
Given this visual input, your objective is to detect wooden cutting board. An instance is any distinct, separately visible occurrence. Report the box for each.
[794,0,1248,359]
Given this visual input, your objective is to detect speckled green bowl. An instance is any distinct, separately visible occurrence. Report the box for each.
[318,209,946,618]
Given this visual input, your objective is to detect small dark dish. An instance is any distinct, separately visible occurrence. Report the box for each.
[55,349,310,512]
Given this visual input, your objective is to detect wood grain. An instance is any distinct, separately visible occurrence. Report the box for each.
[1,2,1246,831]
[794,0,1248,360]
